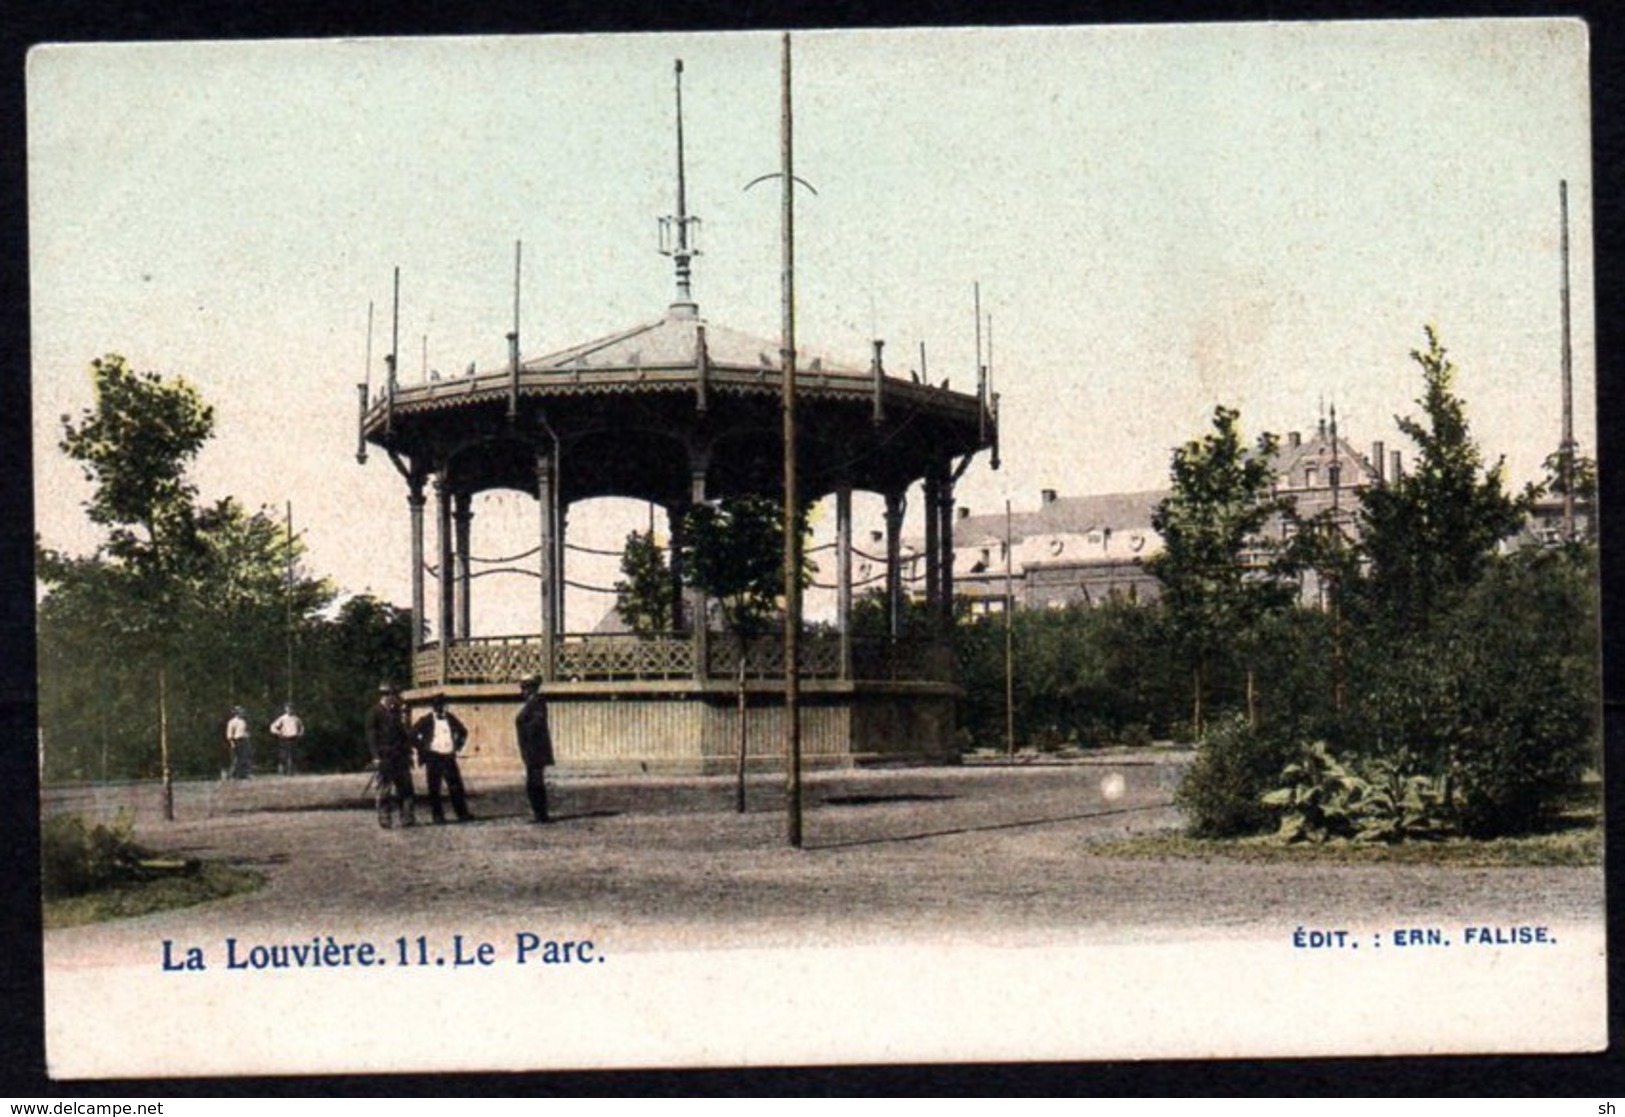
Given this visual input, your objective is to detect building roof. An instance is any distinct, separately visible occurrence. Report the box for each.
[954,489,1167,546]
[518,303,870,380]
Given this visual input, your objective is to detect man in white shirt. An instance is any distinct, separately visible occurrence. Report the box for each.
[269,703,305,776]
[410,693,472,824]
[225,706,252,779]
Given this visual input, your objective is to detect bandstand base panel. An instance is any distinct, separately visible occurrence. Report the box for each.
[405,681,961,776]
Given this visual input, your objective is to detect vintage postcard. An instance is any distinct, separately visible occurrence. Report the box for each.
[29,23,1603,1077]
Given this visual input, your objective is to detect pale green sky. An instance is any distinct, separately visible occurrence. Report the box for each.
[29,23,1594,629]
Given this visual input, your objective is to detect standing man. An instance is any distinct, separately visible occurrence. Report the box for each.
[366,683,416,829]
[411,694,472,824]
[225,706,253,780]
[269,703,305,776]
[515,675,554,824]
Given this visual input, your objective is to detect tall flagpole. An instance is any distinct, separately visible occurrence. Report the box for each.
[1560,179,1575,542]
[285,501,295,706]
[780,32,804,849]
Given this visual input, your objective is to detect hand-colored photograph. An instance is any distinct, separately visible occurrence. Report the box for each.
[30,22,1602,1076]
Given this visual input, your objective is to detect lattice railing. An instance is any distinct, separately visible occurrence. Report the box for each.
[413,632,952,686]
[556,635,694,681]
[707,633,844,680]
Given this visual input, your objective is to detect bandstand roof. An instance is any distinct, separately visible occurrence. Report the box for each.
[360,301,997,507]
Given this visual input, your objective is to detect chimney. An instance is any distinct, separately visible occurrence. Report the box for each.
[1390,449,1403,481]
[1288,431,1301,448]
[1041,488,1058,506]
[1372,440,1385,483]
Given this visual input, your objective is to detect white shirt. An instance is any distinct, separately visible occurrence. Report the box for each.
[270,714,304,739]
[226,715,249,741]
[428,713,457,756]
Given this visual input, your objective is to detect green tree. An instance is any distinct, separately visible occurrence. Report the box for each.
[296,594,416,773]
[614,529,674,634]
[38,354,400,789]
[36,546,155,782]
[678,494,810,811]
[1540,448,1597,504]
[1148,405,1295,736]
[55,355,215,814]
[1353,326,1530,631]
[1331,328,1591,835]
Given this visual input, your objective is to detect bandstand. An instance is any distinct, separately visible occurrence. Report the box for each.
[356,66,998,774]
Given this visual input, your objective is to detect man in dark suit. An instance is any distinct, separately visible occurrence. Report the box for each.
[366,683,416,829]
[515,675,555,823]
[412,693,472,824]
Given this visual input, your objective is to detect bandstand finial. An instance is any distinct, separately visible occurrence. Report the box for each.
[658,58,701,313]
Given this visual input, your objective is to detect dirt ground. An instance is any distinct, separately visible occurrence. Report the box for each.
[41,754,1604,958]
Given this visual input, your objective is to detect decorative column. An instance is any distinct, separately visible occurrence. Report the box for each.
[408,482,427,655]
[938,468,957,632]
[435,476,453,685]
[884,490,905,639]
[836,483,853,679]
[922,470,941,621]
[453,492,473,642]
[667,501,688,633]
[687,447,710,682]
[554,504,569,638]
[536,451,557,682]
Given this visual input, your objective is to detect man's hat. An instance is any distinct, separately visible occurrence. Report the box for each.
[378,682,398,694]
[518,675,541,691]
[429,692,447,705]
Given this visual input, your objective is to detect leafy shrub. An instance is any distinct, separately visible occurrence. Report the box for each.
[1339,549,1598,838]
[1356,756,1453,843]
[1175,714,1293,837]
[1437,553,1597,836]
[41,811,146,898]
[1261,741,1450,843]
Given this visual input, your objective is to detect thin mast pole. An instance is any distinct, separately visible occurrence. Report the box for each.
[356,300,373,464]
[509,240,523,421]
[386,267,399,433]
[1004,498,1015,758]
[285,501,295,706]
[975,282,986,443]
[1561,179,1575,541]
[780,32,803,850]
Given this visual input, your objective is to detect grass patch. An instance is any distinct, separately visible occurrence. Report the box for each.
[44,861,265,930]
[1091,806,1602,868]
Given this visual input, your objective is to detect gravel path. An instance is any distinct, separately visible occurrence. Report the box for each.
[43,757,1604,957]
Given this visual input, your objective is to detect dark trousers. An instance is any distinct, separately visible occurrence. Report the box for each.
[424,753,470,822]
[277,741,298,776]
[231,740,253,779]
[525,768,549,822]
[376,757,416,828]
